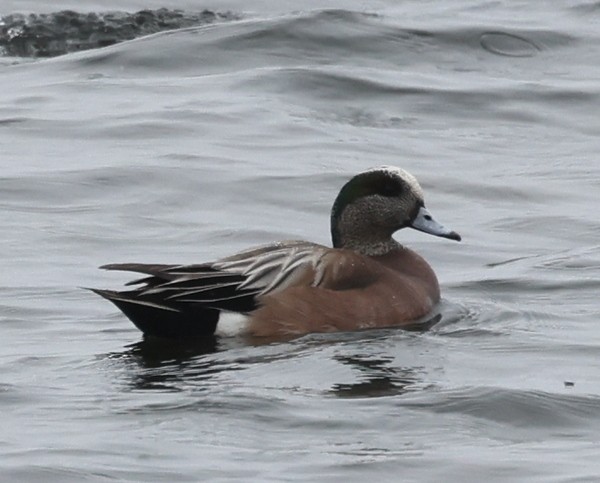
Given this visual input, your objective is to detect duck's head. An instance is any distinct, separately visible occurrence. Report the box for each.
[331,166,460,255]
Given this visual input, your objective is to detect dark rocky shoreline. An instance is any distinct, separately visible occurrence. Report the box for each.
[0,8,238,57]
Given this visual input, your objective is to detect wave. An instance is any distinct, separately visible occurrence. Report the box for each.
[399,386,600,430]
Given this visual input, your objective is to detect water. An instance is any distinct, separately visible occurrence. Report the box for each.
[2,1,600,481]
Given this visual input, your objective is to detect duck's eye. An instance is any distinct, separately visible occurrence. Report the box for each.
[380,181,400,197]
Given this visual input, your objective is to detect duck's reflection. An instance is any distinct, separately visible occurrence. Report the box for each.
[330,354,422,398]
[107,312,443,395]
[107,335,223,391]
[328,314,441,398]
[125,335,220,367]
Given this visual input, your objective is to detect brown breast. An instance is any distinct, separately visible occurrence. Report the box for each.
[248,246,441,338]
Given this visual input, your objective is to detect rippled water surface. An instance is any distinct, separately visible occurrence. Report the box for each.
[2,1,600,481]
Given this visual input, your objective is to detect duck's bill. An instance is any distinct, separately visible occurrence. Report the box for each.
[410,206,461,241]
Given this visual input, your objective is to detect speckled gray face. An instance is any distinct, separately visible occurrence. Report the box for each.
[370,166,460,241]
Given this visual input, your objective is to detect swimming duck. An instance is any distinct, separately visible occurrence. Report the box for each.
[92,166,460,339]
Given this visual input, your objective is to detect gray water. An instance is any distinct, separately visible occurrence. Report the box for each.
[2,1,600,481]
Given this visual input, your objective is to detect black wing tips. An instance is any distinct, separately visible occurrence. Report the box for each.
[87,287,116,300]
[88,287,220,339]
[87,287,177,311]
[99,263,176,276]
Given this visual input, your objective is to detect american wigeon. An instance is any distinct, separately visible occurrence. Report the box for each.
[92,166,460,339]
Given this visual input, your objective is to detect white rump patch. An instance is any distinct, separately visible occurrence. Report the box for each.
[215,312,249,337]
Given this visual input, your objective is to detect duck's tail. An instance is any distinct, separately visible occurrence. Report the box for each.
[89,288,220,339]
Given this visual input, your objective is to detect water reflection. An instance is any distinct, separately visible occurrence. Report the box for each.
[105,313,444,394]
[330,354,422,398]
[326,314,443,398]
[124,336,220,367]
[106,335,223,391]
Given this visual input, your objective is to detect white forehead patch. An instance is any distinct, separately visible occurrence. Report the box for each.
[367,165,424,198]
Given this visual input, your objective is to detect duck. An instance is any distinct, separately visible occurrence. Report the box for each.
[91,166,460,339]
